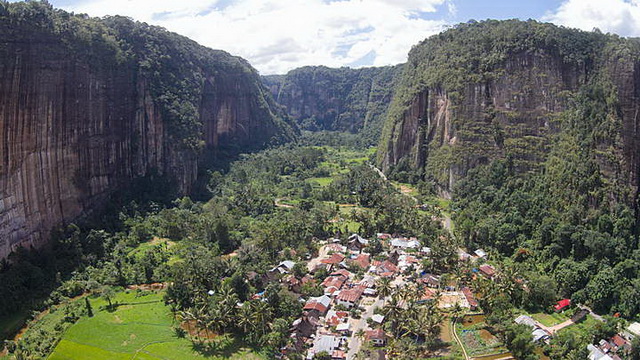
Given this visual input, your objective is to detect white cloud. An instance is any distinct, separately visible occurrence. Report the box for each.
[543,0,640,37]
[58,0,448,74]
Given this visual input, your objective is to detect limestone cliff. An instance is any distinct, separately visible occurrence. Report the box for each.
[0,2,296,259]
[263,65,401,144]
[379,20,640,198]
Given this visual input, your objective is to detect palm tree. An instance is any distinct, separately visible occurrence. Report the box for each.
[382,296,404,336]
[237,301,256,334]
[377,277,392,304]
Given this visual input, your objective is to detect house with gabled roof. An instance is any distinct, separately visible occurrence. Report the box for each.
[303,295,332,316]
[366,328,387,346]
[335,286,364,308]
[461,286,478,310]
[478,264,496,278]
[350,253,370,270]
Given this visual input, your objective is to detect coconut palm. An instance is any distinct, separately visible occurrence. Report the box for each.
[382,296,404,336]
[377,277,393,303]
[237,301,256,334]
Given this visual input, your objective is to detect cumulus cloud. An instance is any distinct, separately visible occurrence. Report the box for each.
[543,0,640,36]
[57,0,450,74]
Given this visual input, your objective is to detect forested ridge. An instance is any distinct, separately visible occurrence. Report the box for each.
[380,19,640,322]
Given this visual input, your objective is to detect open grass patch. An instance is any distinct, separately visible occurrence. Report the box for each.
[530,312,569,327]
[47,290,264,360]
[557,313,599,338]
[308,177,333,187]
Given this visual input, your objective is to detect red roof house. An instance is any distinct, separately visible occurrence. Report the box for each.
[366,328,387,346]
[335,287,364,308]
[377,260,398,275]
[478,264,496,278]
[462,287,479,310]
[321,253,346,265]
[350,254,371,270]
[554,299,571,312]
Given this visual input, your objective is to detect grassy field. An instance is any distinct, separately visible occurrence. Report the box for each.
[530,312,569,327]
[557,313,599,337]
[48,291,264,360]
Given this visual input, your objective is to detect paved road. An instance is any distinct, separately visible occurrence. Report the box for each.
[346,297,383,359]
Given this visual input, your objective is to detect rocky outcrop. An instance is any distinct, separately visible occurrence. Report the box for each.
[379,20,640,197]
[263,65,401,143]
[0,3,295,259]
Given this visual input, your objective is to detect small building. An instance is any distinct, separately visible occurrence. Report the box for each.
[554,299,571,312]
[627,322,640,338]
[284,275,302,292]
[359,275,376,289]
[515,315,537,328]
[588,344,614,360]
[307,334,341,360]
[270,260,296,275]
[291,315,319,339]
[303,295,332,316]
[335,287,364,308]
[390,237,420,250]
[461,287,478,311]
[322,253,346,266]
[336,322,351,335]
[350,254,370,270]
[377,260,398,275]
[325,310,349,327]
[610,334,630,352]
[417,288,436,303]
[478,264,496,278]
[458,249,472,261]
[474,249,487,258]
[348,234,369,251]
[419,273,441,288]
[420,247,432,256]
[532,328,551,343]
[332,350,347,359]
[366,328,387,346]
[371,314,385,324]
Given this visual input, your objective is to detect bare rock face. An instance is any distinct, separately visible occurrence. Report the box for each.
[379,20,640,198]
[0,4,295,259]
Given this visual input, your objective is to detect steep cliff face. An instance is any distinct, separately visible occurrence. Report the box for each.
[379,20,640,198]
[0,3,295,259]
[263,65,401,144]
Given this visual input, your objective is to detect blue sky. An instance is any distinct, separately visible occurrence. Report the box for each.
[19,0,640,74]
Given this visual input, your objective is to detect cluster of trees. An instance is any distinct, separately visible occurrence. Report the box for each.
[453,78,640,318]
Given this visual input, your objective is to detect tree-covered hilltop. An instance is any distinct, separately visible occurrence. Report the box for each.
[263,65,402,146]
[379,19,640,318]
